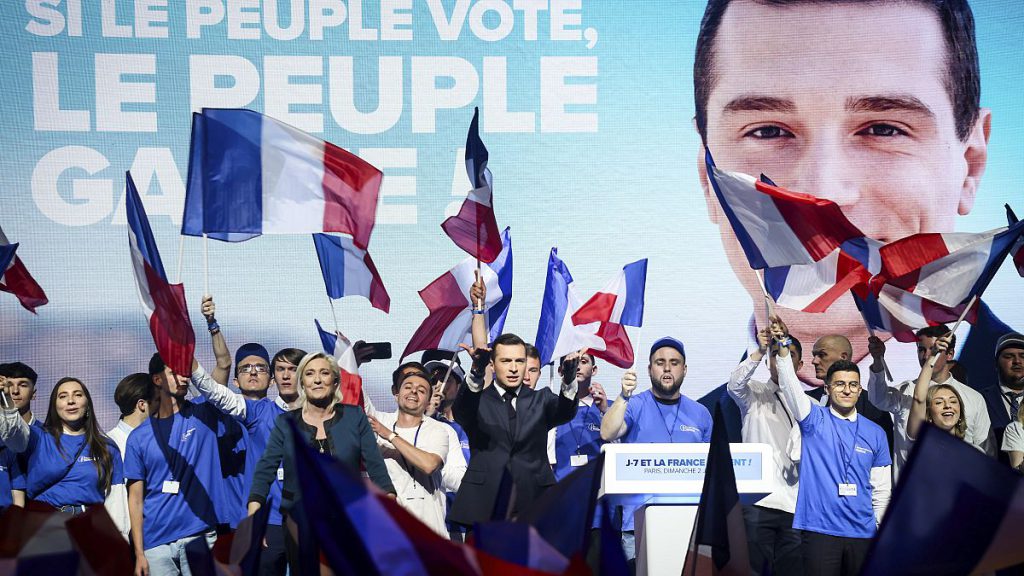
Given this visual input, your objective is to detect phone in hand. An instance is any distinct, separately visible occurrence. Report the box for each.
[358,342,393,362]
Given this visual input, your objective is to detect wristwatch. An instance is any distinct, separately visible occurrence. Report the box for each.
[386,432,398,443]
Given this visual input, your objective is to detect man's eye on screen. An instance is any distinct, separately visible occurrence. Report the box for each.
[744,125,793,139]
[856,123,908,137]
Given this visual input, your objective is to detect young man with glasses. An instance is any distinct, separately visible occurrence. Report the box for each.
[189,296,294,575]
[774,317,891,576]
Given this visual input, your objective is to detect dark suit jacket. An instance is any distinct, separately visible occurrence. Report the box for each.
[450,381,577,526]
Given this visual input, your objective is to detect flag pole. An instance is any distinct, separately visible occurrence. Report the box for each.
[757,270,774,366]
[175,235,185,284]
[202,234,209,296]
[440,349,460,393]
[930,294,978,368]
[328,297,341,335]
[632,324,644,370]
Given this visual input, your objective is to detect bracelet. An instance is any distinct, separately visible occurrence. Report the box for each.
[775,336,792,349]
[471,308,486,315]
[207,320,220,333]
[386,432,397,443]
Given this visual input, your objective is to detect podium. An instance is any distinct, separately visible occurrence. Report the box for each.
[601,443,775,576]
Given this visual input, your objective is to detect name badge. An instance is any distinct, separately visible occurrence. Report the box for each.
[570,454,589,467]
[162,480,180,495]
[277,467,285,481]
[838,483,858,497]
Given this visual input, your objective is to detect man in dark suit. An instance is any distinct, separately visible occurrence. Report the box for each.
[449,333,578,526]
[979,333,1024,463]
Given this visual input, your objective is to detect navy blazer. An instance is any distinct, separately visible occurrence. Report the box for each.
[450,381,576,526]
[248,405,395,515]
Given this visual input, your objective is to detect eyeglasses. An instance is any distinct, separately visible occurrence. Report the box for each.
[238,363,269,375]
[830,381,862,391]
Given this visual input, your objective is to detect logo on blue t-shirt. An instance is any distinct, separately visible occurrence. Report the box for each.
[854,445,873,455]
[680,425,701,434]
[78,455,94,463]
[180,428,196,443]
[586,423,600,433]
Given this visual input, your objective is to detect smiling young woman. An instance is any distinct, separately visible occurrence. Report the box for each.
[0,377,125,525]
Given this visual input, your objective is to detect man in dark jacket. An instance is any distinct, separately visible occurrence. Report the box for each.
[450,333,578,526]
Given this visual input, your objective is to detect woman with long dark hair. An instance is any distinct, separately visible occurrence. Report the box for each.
[0,377,125,525]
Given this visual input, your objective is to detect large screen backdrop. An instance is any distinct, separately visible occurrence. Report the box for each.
[1,1,1022,429]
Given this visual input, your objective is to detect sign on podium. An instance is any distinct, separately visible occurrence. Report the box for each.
[601,443,776,576]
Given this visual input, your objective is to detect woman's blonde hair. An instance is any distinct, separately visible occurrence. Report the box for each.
[295,352,343,410]
[926,384,968,439]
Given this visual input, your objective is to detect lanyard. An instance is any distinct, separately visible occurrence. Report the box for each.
[392,420,424,477]
[569,402,598,454]
[773,391,794,428]
[829,412,861,484]
[654,399,683,442]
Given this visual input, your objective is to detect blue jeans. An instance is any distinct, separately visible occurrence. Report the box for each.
[145,531,217,576]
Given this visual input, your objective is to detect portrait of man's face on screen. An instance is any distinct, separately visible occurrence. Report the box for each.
[692,0,992,381]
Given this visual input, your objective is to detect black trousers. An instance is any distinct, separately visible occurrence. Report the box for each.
[259,523,287,576]
[743,505,802,576]
[801,530,871,576]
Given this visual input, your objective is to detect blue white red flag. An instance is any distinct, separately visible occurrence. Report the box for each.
[682,403,750,576]
[533,248,604,366]
[289,418,544,576]
[312,233,390,313]
[704,150,865,269]
[0,499,133,575]
[852,285,979,343]
[182,109,383,249]
[875,220,1024,308]
[126,171,195,376]
[313,320,364,407]
[764,247,872,313]
[442,108,502,263]
[519,453,604,562]
[0,242,17,283]
[403,228,512,358]
[861,424,1024,575]
[0,224,48,313]
[572,259,647,327]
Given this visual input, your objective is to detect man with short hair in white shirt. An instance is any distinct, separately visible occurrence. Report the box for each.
[728,323,803,575]
[105,372,155,540]
[366,371,450,537]
[866,324,992,479]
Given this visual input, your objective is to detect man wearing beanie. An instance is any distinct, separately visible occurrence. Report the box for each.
[601,336,713,567]
[980,332,1024,465]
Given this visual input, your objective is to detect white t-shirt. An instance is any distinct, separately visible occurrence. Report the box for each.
[374,412,450,537]
[1003,420,1024,453]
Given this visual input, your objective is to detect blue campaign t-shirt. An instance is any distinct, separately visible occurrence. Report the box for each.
[124,401,231,549]
[191,396,249,529]
[23,427,124,507]
[0,447,25,510]
[619,391,713,531]
[794,404,891,539]
[242,398,285,526]
[436,415,471,463]
[553,402,606,481]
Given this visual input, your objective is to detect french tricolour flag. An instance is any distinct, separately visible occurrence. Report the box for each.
[572,259,647,327]
[313,320,364,407]
[402,228,513,359]
[705,150,864,269]
[764,247,873,313]
[312,233,390,313]
[126,172,195,376]
[876,220,1024,308]
[853,285,978,343]
[126,170,194,377]
[0,225,48,313]
[183,109,383,249]
[441,107,502,263]
[534,248,604,367]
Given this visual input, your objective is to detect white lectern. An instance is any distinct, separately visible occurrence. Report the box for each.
[601,443,775,576]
